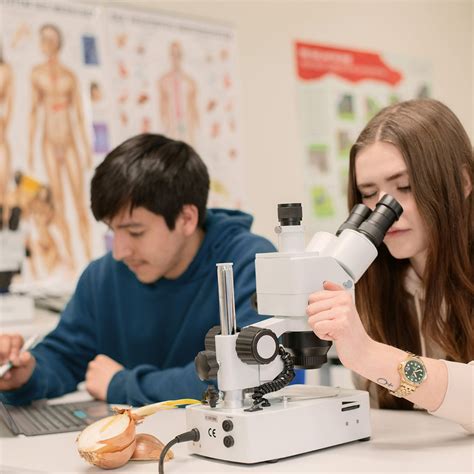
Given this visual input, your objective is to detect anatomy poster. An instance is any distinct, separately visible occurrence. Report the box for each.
[295,41,432,236]
[0,0,243,291]
[0,0,105,291]
[103,6,244,209]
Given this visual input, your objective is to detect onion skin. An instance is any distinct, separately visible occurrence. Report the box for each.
[95,413,137,454]
[79,439,137,469]
[77,410,139,469]
[130,433,174,462]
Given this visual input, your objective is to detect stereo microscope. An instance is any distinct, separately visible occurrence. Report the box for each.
[186,195,402,463]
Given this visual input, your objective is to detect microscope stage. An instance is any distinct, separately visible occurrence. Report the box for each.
[186,385,371,464]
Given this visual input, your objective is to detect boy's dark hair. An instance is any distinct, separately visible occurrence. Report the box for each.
[90,134,210,230]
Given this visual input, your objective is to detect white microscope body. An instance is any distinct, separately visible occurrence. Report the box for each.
[186,196,402,463]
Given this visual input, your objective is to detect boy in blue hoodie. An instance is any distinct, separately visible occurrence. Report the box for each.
[0,134,275,406]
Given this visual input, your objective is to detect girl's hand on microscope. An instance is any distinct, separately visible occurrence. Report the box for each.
[306,281,374,370]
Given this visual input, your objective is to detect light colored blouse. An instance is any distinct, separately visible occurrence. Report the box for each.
[352,266,474,433]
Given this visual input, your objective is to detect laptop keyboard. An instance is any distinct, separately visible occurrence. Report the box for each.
[0,400,113,436]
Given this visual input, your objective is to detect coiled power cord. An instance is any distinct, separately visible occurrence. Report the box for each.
[245,345,295,412]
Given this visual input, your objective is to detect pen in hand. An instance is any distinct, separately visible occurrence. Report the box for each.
[0,334,39,378]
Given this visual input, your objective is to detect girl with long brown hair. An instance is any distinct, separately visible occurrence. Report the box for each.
[306,98,473,432]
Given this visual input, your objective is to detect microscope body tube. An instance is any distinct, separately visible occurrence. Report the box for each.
[305,231,337,255]
[216,263,237,335]
[328,229,377,282]
[276,225,305,253]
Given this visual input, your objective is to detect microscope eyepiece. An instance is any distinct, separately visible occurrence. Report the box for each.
[278,203,302,226]
[357,195,403,247]
[335,204,371,236]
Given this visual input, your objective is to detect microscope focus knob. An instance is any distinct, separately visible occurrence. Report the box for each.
[204,325,222,352]
[195,350,219,380]
[236,327,279,365]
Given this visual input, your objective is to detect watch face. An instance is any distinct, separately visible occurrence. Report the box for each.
[404,359,426,384]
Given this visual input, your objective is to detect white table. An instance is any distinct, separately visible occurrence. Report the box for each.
[0,392,472,474]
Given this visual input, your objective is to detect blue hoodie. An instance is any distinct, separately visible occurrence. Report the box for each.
[1,209,275,406]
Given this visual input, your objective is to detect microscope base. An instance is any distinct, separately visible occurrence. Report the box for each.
[186,385,371,464]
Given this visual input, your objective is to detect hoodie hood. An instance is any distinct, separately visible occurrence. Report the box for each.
[404,265,424,300]
[404,265,446,359]
[404,265,427,355]
[170,208,256,284]
[203,208,254,246]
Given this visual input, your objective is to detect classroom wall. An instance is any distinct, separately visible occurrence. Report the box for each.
[101,0,473,242]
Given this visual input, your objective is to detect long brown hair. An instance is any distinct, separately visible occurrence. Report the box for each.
[348,99,474,409]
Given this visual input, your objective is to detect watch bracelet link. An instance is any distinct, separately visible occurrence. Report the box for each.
[390,381,417,398]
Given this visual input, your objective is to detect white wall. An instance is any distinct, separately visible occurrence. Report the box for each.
[103,0,473,242]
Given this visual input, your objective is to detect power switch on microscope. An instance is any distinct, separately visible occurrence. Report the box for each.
[222,419,233,432]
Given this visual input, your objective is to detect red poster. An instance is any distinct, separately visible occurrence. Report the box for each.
[296,42,403,86]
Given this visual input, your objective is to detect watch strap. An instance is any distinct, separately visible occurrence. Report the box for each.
[390,381,417,398]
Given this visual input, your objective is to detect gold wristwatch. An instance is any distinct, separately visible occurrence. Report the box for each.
[390,353,427,398]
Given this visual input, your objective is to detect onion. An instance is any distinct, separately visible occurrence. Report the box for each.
[131,433,174,461]
[76,399,200,469]
[79,438,137,470]
[77,409,140,469]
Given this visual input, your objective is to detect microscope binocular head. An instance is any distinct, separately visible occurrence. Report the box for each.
[255,194,403,370]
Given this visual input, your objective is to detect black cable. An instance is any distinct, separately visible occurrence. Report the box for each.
[245,345,295,412]
[158,428,200,474]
